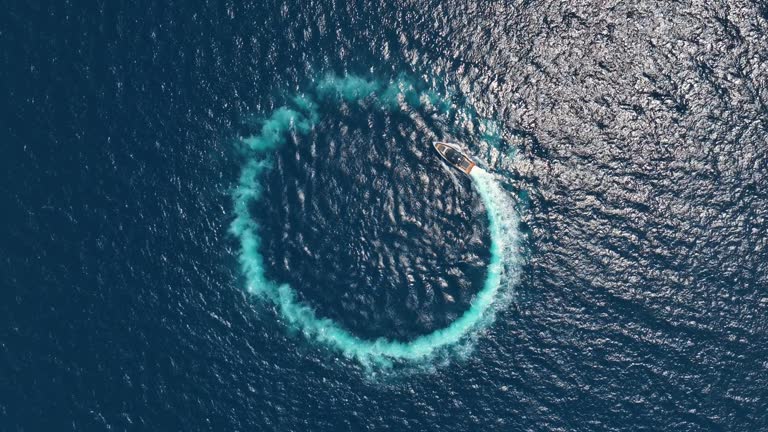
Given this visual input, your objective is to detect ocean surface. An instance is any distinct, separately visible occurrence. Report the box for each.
[2,0,768,430]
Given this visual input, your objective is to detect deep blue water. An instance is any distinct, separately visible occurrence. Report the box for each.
[2,1,768,430]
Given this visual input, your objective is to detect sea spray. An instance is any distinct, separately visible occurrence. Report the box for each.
[230,74,522,367]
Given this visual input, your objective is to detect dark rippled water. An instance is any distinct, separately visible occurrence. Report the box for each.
[252,107,492,341]
[3,0,768,430]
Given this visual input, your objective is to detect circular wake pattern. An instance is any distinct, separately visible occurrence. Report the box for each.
[231,75,521,366]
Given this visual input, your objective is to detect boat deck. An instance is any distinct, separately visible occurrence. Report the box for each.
[434,142,476,174]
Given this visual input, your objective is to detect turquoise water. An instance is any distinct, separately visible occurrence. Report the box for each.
[231,75,522,366]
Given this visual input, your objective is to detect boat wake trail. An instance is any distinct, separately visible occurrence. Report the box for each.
[230,74,522,368]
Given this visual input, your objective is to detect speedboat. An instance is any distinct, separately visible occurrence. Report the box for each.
[433,142,476,174]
